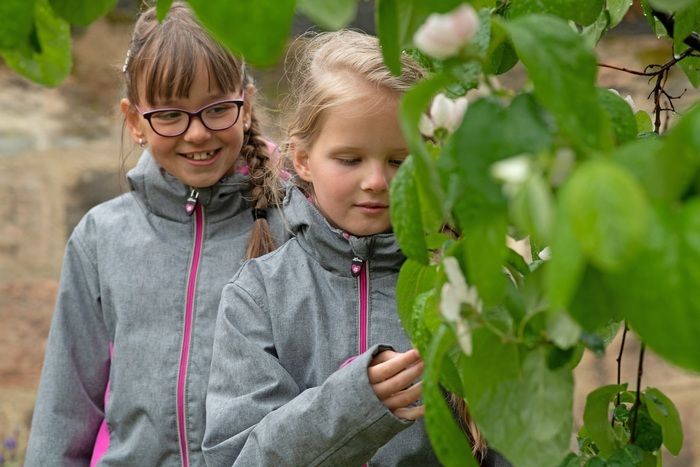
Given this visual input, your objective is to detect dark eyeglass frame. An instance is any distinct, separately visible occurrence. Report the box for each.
[135,97,245,137]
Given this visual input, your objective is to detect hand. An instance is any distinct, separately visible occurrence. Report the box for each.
[368,348,425,420]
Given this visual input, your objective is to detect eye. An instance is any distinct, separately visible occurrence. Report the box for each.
[205,102,237,117]
[389,157,407,167]
[336,157,360,166]
[151,110,185,122]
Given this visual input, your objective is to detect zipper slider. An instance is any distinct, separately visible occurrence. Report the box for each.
[185,188,199,216]
[351,257,363,277]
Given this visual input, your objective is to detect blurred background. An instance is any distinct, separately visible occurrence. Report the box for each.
[0,1,699,465]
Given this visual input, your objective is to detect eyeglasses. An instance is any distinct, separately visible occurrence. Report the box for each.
[136,98,245,137]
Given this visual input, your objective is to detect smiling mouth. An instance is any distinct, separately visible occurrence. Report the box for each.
[180,149,219,161]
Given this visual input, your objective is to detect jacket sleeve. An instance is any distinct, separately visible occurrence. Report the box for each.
[24,226,110,467]
[203,279,411,467]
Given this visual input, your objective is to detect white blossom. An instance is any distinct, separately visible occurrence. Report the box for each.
[414,4,480,60]
[439,257,482,356]
[420,93,469,137]
[538,246,552,261]
[490,155,531,186]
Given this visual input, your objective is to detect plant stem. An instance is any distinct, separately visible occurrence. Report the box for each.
[630,343,646,444]
[612,323,629,427]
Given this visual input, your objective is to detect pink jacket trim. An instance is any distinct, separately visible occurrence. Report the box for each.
[90,343,113,466]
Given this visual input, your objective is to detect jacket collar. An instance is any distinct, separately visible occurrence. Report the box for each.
[283,187,404,277]
[127,150,251,223]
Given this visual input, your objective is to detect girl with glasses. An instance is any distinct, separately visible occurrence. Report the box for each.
[203,30,508,467]
[25,2,287,465]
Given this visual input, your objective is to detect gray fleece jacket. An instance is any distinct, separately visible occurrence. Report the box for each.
[203,187,438,466]
[25,150,287,467]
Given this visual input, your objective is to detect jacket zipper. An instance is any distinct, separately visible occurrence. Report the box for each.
[352,257,370,467]
[177,198,204,467]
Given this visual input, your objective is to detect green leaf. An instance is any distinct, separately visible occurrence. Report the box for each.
[512,172,555,246]
[634,110,653,134]
[608,0,633,27]
[0,0,35,50]
[633,409,663,452]
[547,311,581,349]
[581,9,610,48]
[424,326,479,467]
[411,289,439,357]
[376,0,401,75]
[583,384,626,457]
[644,388,683,455]
[507,0,605,25]
[608,202,700,372]
[187,0,295,67]
[463,342,572,467]
[505,15,611,152]
[390,156,429,264]
[677,54,700,88]
[597,88,637,145]
[672,3,700,52]
[485,19,519,75]
[396,259,439,340]
[569,266,621,331]
[400,73,451,229]
[561,159,650,271]
[647,0,697,13]
[156,0,174,21]
[608,444,645,466]
[297,0,357,30]
[545,192,585,310]
[1,0,71,86]
[48,0,116,26]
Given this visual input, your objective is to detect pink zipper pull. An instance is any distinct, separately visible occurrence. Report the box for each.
[351,257,363,277]
[185,188,199,216]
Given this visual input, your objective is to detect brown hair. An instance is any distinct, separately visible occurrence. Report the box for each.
[122,1,280,258]
[281,29,425,193]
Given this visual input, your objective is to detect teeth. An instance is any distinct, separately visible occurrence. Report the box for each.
[184,150,215,161]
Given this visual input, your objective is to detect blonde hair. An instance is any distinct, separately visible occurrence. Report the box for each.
[122,1,280,258]
[282,29,425,193]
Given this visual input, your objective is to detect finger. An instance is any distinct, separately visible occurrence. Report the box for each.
[367,349,422,384]
[393,404,425,421]
[372,361,424,398]
[382,381,423,411]
[368,350,399,367]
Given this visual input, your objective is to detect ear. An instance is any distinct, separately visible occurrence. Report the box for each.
[120,98,146,144]
[290,137,312,182]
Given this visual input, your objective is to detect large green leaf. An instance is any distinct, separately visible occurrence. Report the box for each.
[396,259,439,340]
[390,156,429,264]
[187,0,295,67]
[607,202,700,372]
[644,387,683,455]
[48,0,116,26]
[507,0,605,25]
[647,0,697,13]
[672,1,700,53]
[583,384,626,457]
[463,344,572,467]
[561,159,650,271]
[297,0,357,30]
[0,0,35,50]
[506,15,611,152]
[607,0,633,28]
[376,0,401,75]
[1,0,71,87]
[597,88,637,146]
[423,326,479,467]
[400,73,452,229]
[156,0,174,21]
[568,266,620,331]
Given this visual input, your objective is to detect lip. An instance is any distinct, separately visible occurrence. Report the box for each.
[355,202,389,213]
[178,148,222,166]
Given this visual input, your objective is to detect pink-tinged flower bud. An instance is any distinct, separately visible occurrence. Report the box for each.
[429,93,469,134]
[414,4,479,59]
[446,96,468,132]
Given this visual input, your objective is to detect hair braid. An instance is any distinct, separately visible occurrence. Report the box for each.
[241,108,282,259]
[447,392,488,463]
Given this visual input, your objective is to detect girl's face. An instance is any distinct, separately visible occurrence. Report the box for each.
[122,61,252,188]
[293,90,408,236]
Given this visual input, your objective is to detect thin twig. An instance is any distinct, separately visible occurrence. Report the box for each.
[630,343,646,444]
[612,323,629,427]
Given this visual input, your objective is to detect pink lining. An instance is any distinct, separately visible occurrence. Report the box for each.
[90,343,114,466]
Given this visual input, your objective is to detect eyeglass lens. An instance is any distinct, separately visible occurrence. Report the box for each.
[148,101,242,137]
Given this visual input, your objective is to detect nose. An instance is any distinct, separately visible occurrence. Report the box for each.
[361,163,389,192]
[182,115,211,143]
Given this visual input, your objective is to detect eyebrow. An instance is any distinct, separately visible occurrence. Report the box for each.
[328,146,409,155]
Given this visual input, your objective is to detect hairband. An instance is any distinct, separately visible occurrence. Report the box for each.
[251,208,267,220]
